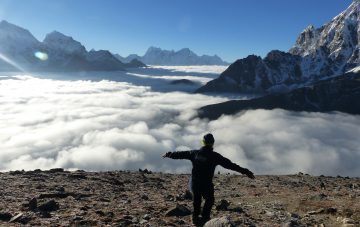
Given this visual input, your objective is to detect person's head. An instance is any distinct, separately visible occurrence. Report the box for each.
[202,133,215,147]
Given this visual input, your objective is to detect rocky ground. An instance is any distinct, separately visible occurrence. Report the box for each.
[0,169,359,227]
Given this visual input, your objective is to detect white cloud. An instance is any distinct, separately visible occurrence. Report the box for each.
[206,111,360,176]
[126,65,227,87]
[0,68,359,177]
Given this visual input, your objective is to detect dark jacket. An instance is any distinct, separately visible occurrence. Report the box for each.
[168,146,249,185]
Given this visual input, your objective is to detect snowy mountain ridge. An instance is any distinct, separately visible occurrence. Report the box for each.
[0,20,39,49]
[116,46,228,66]
[0,20,143,72]
[197,0,360,94]
[0,20,43,71]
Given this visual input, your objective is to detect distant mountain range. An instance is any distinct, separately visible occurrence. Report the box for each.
[197,0,360,94]
[115,47,228,66]
[0,20,147,72]
[0,21,227,72]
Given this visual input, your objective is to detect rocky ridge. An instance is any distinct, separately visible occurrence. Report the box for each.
[0,169,359,226]
[198,70,360,120]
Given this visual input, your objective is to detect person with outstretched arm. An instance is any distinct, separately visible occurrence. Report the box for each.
[163,133,255,225]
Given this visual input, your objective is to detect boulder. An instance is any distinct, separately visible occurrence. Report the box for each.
[165,204,191,217]
[204,216,235,227]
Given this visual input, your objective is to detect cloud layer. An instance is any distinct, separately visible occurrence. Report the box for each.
[1,68,360,177]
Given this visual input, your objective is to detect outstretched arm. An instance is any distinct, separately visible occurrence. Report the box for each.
[162,151,194,160]
[217,155,255,179]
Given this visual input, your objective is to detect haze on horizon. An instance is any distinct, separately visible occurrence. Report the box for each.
[0,0,352,63]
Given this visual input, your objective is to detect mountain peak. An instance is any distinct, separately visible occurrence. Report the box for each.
[148,46,161,50]
[44,30,72,41]
[146,46,162,53]
[178,48,194,55]
[339,0,360,19]
[0,20,31,33]
[0,20,19,29]
[0,20,39,45]
[179,48,191,52]
[0,20,9,26]
[43,30,86,55]
[304,24,315,32]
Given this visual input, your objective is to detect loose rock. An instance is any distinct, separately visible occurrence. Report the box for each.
[308,208,325,215]
[28,197,37,211]
[165,204,191,217]
[38,200,59,212]
[216,199,230,211]
[141,194,149,200]
[0,212,12,221]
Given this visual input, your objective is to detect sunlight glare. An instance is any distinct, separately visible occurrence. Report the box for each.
[0,52,26,72]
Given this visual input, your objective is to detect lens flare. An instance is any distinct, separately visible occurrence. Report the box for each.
[34,51,48,61]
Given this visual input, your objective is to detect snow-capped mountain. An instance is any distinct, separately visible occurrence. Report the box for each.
[0,21,144,72]
[290,0,360,76]
[38,31,89,71]
[40,32,127,71]
[43,31,87,56]
[116,46,228,66]
[197,0,360,94]
[0,20,40,51]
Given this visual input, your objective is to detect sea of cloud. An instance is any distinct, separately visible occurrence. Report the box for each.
[1,67,360,176]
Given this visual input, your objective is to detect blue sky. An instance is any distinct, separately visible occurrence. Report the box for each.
[0,0,352,62]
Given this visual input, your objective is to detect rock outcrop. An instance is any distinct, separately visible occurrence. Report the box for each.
[198,71,360,120]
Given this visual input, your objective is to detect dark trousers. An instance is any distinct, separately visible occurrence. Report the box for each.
[191,181,214,219]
